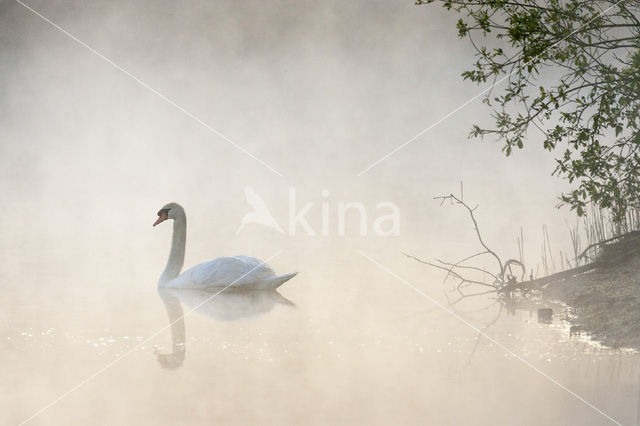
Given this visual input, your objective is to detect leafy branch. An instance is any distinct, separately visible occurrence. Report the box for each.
[420,0,640,221]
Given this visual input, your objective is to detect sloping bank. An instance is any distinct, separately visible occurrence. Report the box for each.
[540,231,640,350]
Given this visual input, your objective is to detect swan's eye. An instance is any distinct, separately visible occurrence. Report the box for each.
[157,208,170,217]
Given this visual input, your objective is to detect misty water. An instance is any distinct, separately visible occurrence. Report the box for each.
[3,228,640,425]
[2,0,640,425]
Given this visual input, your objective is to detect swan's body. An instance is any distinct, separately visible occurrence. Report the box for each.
[154,202,296,290]
[162,254,296,290]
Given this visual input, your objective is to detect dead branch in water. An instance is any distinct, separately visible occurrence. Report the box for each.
[403,253,498,305]
[434,191,505,281]
[407,186,528,300]
[409,187,640,304]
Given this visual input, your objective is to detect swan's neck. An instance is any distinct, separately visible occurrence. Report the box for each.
[159,217,186,285]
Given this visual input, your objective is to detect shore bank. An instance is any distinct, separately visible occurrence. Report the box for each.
[542,232,640,350]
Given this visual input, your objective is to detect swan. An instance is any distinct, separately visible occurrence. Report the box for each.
[153,202,297,290]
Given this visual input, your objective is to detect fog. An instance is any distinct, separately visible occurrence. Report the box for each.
[1,1,637,425]
[1,0,572,247]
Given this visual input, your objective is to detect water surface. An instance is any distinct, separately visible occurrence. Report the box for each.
[2,236,638,425]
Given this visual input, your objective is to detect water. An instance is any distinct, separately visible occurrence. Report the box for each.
[2,235,639,425]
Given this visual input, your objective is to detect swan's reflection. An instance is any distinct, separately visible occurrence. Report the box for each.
[155,288,294,369]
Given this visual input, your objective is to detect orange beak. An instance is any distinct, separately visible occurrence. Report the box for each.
[153,211,168,227]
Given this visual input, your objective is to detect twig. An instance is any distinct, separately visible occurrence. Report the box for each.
[433,191,505,278]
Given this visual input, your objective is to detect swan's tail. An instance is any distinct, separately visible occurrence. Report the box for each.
[268,272,298,289]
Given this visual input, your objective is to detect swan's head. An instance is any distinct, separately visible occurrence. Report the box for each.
[153,202,185,227]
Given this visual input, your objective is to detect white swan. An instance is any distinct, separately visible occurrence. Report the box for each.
[153,202,297,290]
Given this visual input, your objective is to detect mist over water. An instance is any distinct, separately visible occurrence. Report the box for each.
[1,0,638,424]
